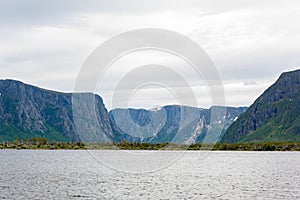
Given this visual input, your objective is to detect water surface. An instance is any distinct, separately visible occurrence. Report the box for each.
[0,150,299,199]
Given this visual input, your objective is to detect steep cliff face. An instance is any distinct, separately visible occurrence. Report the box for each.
[222,69,300,143]
[0,79,247,143]
[0,80,117,142]
[109,105,247,144]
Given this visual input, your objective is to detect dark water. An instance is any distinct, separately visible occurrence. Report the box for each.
[0,150,299,199]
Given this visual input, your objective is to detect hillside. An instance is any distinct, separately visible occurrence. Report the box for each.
[221,69,300,143]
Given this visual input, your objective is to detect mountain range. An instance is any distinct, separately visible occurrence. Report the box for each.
[109,106,247,144]
[1,68,299,143]
[0,79,246,143]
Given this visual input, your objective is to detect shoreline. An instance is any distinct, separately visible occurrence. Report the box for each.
[1,141,300,151]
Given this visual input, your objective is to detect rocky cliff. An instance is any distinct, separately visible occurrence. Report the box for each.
[109,105,247,144]
[0,80,118,142]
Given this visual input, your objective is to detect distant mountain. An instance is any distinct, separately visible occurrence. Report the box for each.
[221,69,300,143]
[0,80,120,142]
[109,105,247,144]
[0,79,247,143]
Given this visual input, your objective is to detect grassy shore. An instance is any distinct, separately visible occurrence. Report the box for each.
[1,138,300,151]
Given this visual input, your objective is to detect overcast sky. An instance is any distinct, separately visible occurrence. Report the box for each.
[0,0,300,110]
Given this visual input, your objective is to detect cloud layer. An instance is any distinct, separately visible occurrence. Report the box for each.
[0,0,299,109]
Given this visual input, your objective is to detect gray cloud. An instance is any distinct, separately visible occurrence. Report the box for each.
[0,0,299,109]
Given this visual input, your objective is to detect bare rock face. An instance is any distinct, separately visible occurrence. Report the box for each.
[222,69,300,143]
[109,105,247,144]
[0,80,117,142]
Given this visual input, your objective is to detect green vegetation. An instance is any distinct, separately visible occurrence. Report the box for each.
[0,123,68,142]
[212,142,300,151]
[0,138,85,150]
[1,138,299,151]
[222,70,300,143]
